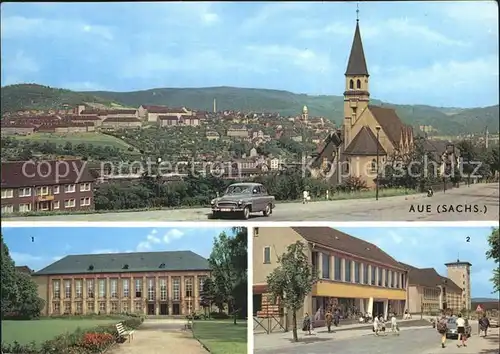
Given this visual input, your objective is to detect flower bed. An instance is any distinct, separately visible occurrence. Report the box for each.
[1,316,144,353]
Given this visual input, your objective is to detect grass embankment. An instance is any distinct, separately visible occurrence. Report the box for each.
[192,320,247,354]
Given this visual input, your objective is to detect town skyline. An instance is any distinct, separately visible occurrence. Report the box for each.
[1,1,498,108]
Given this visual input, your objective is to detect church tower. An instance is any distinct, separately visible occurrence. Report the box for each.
[343,13,370,149]
[302,105,309,122]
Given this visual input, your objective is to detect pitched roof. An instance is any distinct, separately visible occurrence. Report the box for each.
[103,117,141,123]
[291,227,405,270]
[345,21,369,76]
[16,266,33,274]
[399,262,462,292]
[368,105,408,147]
[34,251,210,275]
[1,159,95,188]
[344,126,386,156]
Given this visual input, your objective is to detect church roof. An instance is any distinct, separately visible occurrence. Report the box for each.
[345,21,369,76]
[368,105,408,147]
[344,126,386,156]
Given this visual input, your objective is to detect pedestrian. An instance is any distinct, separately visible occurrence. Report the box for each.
[391,313,400,335]
[334,309,340,327]
[302,190,309,204]
[302,313,312,335]
[325,308,333,333]
[373,314,380,336]
[479,313,490,338]
[436,312,448,348]
[456,313,467,348]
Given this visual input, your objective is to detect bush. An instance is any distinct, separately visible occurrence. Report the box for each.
[79,333,114,352]
[209,311,230,319]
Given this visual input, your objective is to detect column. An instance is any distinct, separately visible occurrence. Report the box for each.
[48,278,53,316]
[329,256,334,281]
[93,278,98,314]
[82,279,87,314]
[142,276,147,315]
[180,276,185,315]
[351,261,355,283]
[367,297,374,315]
[59,278,63,314]
[382,269,386,287]
[388,271,391,288]
[106,278,111,314]
[167,275,172,315]
[130,276,134,313]
[383,299,389,320]
[155,276,160,315]
[375,268,379,286]
[194,275,199,312]
[71,278,76,313]
[318,253,323,278]
[360,263,364,285]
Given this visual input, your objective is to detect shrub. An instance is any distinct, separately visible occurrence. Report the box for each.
[209,311,230,319]
[79,332,115,352]
[1,341,38,353]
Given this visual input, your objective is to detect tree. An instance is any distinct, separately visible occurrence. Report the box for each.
[267,241,318,342]
[15,272,45,319]
[1,234,20,316]
[208,227,248,325]
[199,277,215,315]
[486,227,499,293]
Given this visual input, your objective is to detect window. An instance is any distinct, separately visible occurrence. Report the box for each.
[64,199,76,208]
[148,278,155,301]
[384,269,388,287]
[87,301,95,313]
[372,267,377,285]
[322,253,330,279]
[111,302,118,313]
[396,273,400,288]
[53,200,60,209]
[80,197,91,206]
[371,159,377,173]
[123,279,129,298]
[1,205,13,214]
[198,276,206,296]
[185,277,194,298]
[19,203,32,213]
[110,279,118,298]
[76,302,83,314]
[160,278,167,301]
[263,247,271,264]
[345,260,352,282]
[134,301,142,313]
[37,186,49,196]
[64,302,71,314]
[186,299,193,314]
[19,187,31,197]
[356,79,361,89]
[87,279,94,298]
[349,79,354,89]
[363,264,369,284]
[334,257,342,281]
[53,302,60,314]
[65,280,71,299]
[122,302,129,313]
[99,302,106,312]
[354,262,360,283]
[65,184,76,193]
[75,280,82,298]
[135,279,142,298]
[80,183,91,192]
[378,268,383,286]
[392,271,396,288]
[173,277,180,300]
[53,186,60,194]
[1,189,13,199]
[53,280,61,299]
[401,274,406,288]
[98,279,106,298]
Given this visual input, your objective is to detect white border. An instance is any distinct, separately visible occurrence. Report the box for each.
[247,227,254,354]
[2,221,498,228]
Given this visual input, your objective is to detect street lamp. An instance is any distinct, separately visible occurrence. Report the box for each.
[375,126,381,201]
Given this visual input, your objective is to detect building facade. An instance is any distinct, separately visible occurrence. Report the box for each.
[1,160,95,214]
[253,227,408,328]
[445,260,472,311]
[401,263,463,314]
[33,251,210,316]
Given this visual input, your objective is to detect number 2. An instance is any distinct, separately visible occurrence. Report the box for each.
[466,236,470,242]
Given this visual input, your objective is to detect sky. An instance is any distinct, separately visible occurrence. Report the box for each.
[1,226,233,271]
[337,226,497,298]
[0,1,498,108]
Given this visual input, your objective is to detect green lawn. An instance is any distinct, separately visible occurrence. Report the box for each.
[13,132,137,151]
[1,318,119,346]
[193,320,247,354]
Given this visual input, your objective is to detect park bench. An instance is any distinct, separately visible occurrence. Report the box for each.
[116,322,135,342]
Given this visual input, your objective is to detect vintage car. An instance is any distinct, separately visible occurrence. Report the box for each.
[211,182,275,219]
[445,317,472,339]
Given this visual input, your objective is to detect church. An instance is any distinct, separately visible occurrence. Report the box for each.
[313,18,414,188]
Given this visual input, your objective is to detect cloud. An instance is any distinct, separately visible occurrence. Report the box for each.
[10,252,42,264]
[136,229,162,251]
[63,81,109,91]
[163,229,185,244]
[443,2,498,27]
[240,3,310,32]
[1,16,114,40]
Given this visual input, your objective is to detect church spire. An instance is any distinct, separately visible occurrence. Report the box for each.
[345,10,369,77]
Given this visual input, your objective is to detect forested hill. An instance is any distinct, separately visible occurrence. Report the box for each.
[2,84,498,135]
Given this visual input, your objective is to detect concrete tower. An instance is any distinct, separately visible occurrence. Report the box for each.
[445,259,472,312]
[343,14,370,149]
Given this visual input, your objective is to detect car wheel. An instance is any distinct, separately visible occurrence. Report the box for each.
[212,211,220,219]
[242,206,250,220]
[263,204,272,217]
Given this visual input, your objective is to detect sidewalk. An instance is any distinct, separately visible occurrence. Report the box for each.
[254,321,431,351]
[423,328,499,354]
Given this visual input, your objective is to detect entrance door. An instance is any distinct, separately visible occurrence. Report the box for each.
[173,303,180,315]
[147,303,155,315]
[160,304,168,315]
[373,301,384,317]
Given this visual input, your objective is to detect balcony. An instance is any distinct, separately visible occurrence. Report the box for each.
[37,194,55,202]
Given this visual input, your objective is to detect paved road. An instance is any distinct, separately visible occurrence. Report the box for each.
[255,325,499,354]
[6,183,499,222]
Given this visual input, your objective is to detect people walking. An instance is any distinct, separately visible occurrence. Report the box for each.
[479,313,490,338]
[436,312,448,348]
[373,314,380,336]
[390,313,400,335]
[456,313,467,347]
[302,313,312,335]
[325,309,333,333]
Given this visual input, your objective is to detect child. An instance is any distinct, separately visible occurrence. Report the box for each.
[391,313,400,335]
